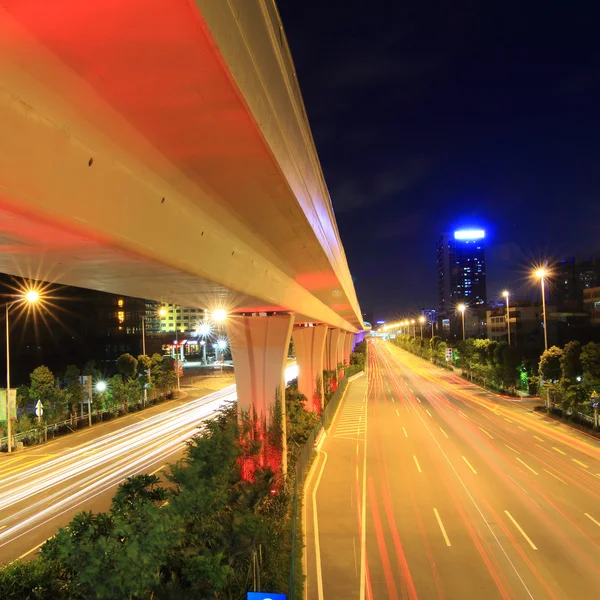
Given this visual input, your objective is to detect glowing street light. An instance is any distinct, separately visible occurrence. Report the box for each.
[419,316,425,339]
[211,309,227,323]
[5,288,42,453]
[535,268,548,351]
[96,381,107,392]
[502,290,511,345]
[458,304,466,341]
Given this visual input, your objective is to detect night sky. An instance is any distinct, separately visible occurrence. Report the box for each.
[277,1,600,320]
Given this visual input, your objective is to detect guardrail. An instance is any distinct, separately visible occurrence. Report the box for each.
[0,392,177,451]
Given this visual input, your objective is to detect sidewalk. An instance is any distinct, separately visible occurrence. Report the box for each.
[303,373,368,600]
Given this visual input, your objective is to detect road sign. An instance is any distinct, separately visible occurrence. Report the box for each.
[35,400,43,417]
[247,593,286,600]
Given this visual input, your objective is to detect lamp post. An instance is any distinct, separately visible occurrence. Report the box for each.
[535,269,548,351]
[458,304,466,341]
[5,289,41,452]
[502,291,511,345]
[197,322,211,364]
[419,316,425,339]
[141,315,148,408]
[431,319,435,338]
[410,319,416,337]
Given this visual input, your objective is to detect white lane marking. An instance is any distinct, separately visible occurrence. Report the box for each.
[396,409,400,416]
[552,447,566,455]
[517,426,528,432]
[505,444,521,455]
[543,469,567,484]
[359,392,368,600]
[433,508,451,547]
[0,525,6,531]
[462,456,477,474]
[403,427,408,438]
[425,409,433,417]
[413,455,422,473]
[505,510,538,550]
[18,539,46,560]
[504,417,514,423]
[313,451,329,600]
[572,459,589,469]
[397,373,535,598]
[479,426,494,439]
[416,397,422,403]
[440,427,449,439]
[149,464,166,476]
[533,435,545,442]
[585,513,600,528]
[516,457,538,475]
[459,410,468,419]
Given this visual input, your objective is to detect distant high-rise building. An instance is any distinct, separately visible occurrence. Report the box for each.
[437,229,487,319]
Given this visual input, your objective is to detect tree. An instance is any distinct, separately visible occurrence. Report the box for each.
[560,340,582,383]
[457,339,476,379]
[16,384,30,410]
[63,365,84,420]
[137,354,152,397]
[29,366,55,404]
[539,346,563,383]
[116,353,138,380]
[82,359,102,382]
[496,344,523,392]
[581,342,600,381]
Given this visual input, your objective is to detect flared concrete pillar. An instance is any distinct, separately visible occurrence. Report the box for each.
[292,324,327,412]
[343,332,353,364]
[226,313,294,476]
[325,328,341,371]
[337,331,347,366]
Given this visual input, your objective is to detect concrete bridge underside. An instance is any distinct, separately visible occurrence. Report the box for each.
[0,0,362,332]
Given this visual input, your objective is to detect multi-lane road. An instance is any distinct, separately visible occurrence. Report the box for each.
[306,340,600,599]
[0,383,237,563]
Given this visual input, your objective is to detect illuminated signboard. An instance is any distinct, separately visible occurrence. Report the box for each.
[454,229,485,240]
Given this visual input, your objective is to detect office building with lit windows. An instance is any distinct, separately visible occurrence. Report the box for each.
[157,304,206,333]
[437,229,487,325]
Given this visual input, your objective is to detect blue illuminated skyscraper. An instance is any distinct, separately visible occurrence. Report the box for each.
[437,229,487,319]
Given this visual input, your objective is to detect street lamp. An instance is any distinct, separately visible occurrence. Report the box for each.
[211,309,227,324]
[411,319,416,337]
[535,269,548,351]
[419,316,425,339]
[5,289,41,452]
[96,381,107,392]
[197,322,212,364]
[458,304,466,341]
[502,291,511,345]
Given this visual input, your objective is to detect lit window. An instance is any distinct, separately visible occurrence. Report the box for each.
[118,299,124,307]
[117,311,125,323]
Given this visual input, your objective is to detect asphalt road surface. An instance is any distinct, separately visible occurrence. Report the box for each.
[305,340,600,600]
[0,381,241,564]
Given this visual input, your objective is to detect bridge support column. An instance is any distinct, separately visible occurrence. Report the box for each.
[325,328,341,371]
[337,330,347,364]
[343,332,353,364]
[227,313,294,478]
[291,324,327,413]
